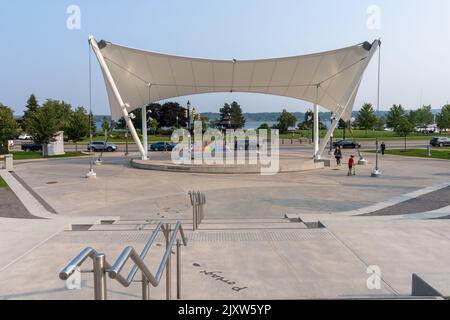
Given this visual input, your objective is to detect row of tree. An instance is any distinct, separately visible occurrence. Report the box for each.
[0,95,93,153]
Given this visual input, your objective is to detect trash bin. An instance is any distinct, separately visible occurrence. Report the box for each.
[4,154,13,171]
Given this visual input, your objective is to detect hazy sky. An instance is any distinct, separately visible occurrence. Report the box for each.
[1,0,449,116]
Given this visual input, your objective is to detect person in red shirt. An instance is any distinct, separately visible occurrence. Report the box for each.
[348,155,356,176]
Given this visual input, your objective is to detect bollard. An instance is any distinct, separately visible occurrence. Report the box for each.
[4,154,13,171]
[93,253,107,300]
[427,145,432,157]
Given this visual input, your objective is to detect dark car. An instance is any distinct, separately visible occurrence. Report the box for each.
[21,143,43,152]
[430,137,450,147]
[150,142,175,152]
[87,141,118,152]
[333,140,361,149]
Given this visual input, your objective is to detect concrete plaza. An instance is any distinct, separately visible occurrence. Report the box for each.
[0,148,449,300]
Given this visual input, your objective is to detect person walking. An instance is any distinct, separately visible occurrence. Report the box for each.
[381,142,386,156]
[348,155,356,176]
[334,146,342,166]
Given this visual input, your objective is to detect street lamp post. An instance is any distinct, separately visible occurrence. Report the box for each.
[187,101,191,131]
[372,39,382,178]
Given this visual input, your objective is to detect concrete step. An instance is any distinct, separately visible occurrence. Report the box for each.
[88,218,306,231]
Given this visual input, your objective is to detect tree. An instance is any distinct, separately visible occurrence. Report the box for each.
[41,99,73,133]
[374,116,386,131]
[409,105,433,129]
[24,103,58,156]
[436,105,450,132]
[23,94,39,127]
[386,104,406,129]
[217,103,232,130]
[101,116,111,140]
[394,116,414,150]
[148,119,159,135]
[355,103,377,134]
[229,101,245,129]
[66,107,90,151]
[89,112,97,136]
[258,123,270,130]
[277,109,297,134]
[0,104,18,154]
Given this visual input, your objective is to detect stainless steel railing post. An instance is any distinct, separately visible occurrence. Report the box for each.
[190,191,197,231]
[142,273,150,300]
[164,223,172,300]
[176,239,181,300]
[93,253,107,300]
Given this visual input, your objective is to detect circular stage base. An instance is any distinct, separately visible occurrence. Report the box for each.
[131,155,325,174]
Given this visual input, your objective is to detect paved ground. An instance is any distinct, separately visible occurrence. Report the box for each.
[363,186,450,216]
[0,149,449,300]
[0,188,35,219]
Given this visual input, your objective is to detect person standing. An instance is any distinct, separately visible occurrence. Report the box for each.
[348,155,356,176]
[334,146,342,166]
[381,142,386,156]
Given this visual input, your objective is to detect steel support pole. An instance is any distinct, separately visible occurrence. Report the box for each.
[142,273,150,300]
[142,105,148,160]
[89,36,147,160]
[164,224,172,300]
[314,85,320,159]
[176,239,182,300]
[93,253,107,300]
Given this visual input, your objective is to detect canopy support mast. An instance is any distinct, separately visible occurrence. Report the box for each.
[314,85,320,159]
[317,39,380,158]
[89,35,147,160]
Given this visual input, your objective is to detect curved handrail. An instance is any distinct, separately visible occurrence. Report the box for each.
[59,247,130,284]
[109,222,188,287]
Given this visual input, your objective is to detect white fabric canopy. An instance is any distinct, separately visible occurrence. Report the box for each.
[96,40,378,121]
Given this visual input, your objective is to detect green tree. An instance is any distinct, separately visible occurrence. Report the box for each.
[229,101,245,129]
[89,112,97,136]
[101,116,111,140]
[355,103,377,134]
[409,105,433,129]
[0,104,18,154]
[42,99,73,133]
[24,103,58,156]
[148,119,159,135]
[66,107,90,152]
[386,104,406,129]
[23,94,39,128]
[217,103,232,130]
[374,116,386,131]
[436,105,450,132]
[258,123,270,130]
[394,116,414,150]
[277,109,297,134]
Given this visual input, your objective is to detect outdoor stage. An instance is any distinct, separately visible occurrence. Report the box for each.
[131,153,326,174]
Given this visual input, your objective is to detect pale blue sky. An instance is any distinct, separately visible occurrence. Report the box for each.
[1,0,449,116]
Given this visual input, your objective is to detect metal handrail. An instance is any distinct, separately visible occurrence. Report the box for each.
[59,221,188,300]
[189,191,206,230]
[109,222,187,286]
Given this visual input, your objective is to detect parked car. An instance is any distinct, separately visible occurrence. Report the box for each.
[430,137,450,147]
[332,140,361,149]
[18,134,33,140]
[150,142,175,152]
[87,141,118,152]
[21,143,43,152]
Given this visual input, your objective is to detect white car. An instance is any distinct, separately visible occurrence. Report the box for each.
[18,134,33,140]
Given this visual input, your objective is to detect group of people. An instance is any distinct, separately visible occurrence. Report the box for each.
[333,142,387,176]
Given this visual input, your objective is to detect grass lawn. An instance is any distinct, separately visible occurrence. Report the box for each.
[366,149,450,160]
[10,151,87,161]
[80,135,171,144]
[0,176,7,188]
[280,129,446,141]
